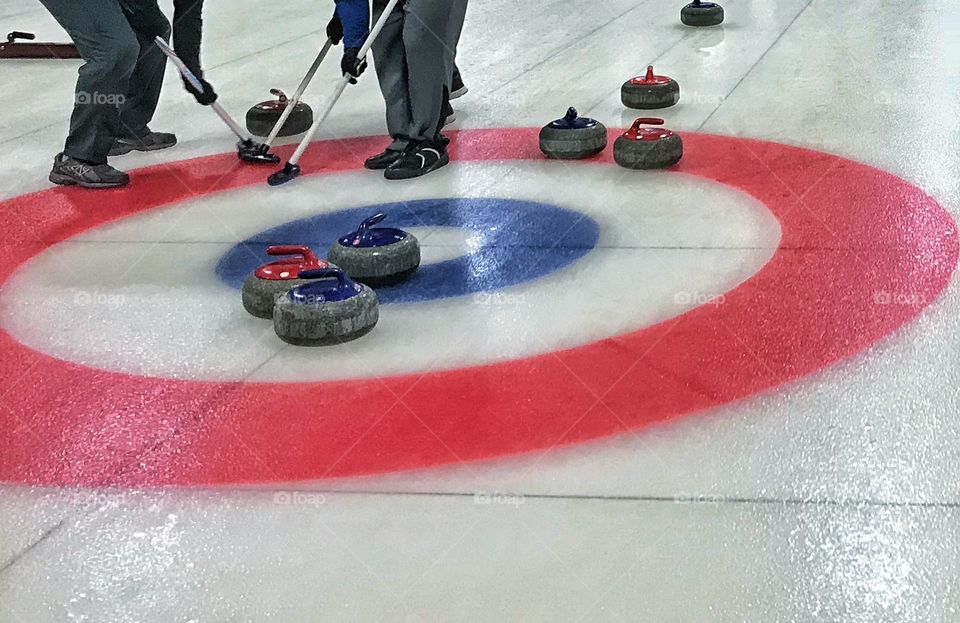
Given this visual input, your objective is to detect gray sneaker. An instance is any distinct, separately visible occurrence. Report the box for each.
[109,131,177,156]
[48,153,130,189]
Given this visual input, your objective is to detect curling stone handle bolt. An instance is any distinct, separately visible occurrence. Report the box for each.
[269,88,288,103]
[266,245,317,264]
[299,267,348,287]
[564,107,579,122]
[645,65,655,81]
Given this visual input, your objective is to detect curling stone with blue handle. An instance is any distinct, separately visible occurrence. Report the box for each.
[538,107,607,160]
[272,267,379,346]
[327,213,420,285]
[681,0,724,26]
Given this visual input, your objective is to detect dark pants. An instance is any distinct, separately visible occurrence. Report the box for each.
[38,0,170,164]
[371,0,468,150]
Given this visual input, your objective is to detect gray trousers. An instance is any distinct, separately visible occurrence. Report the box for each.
[38,0,170,164]
[371,0,468,150]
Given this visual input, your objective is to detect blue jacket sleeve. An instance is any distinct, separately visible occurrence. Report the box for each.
[335,0,370,49]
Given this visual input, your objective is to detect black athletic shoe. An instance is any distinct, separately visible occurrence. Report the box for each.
[109,130,178,156]
[450,69,468,100]
[442,100,456,127]
[364,146,404,170]
[383,142,449,180]
[48,153,129,189]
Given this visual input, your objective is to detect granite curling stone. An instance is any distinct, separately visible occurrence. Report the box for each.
[273,267,379,346]
[613,117,683,170]
[327,213,420,285]
[246,89,313,138]
[621,65,680,110]
[538,107,608,159]
[242,245,329,319]
[681,0,724,26]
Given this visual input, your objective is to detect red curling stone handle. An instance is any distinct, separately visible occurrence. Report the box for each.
[266,245,317,263]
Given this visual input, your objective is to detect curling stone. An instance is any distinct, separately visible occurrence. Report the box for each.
[273,267,379,346]
[621,65,680,110]
[241,245,328,319]
[538,107,608,159]
[245,89,313,138]
[681,0,724,26]
[327,213,420,285]
[613,118,683,170]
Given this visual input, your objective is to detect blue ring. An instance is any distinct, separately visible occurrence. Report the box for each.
[216,197,600,304]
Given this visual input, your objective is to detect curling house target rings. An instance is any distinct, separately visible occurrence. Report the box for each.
[0,128,954,486]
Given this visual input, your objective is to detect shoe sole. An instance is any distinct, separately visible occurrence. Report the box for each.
[442,113,456,128]
[108,144,135,157]
[365,158,401,171]
[383,152,450,181]
[109,138,178,157]
[450,86,468,100]
[49,172,129,189]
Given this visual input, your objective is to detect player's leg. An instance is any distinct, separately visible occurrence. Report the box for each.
[447,0,469,100]
[366,0,413,169]
[384,0,464,179]
[39,0,139,187]
[112,0,177,155]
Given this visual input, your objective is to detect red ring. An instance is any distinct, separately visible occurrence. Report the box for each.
[0,129,955,486]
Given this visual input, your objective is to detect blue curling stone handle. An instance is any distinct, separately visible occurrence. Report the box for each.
[289,267,363,303]
[337,213,409,249]
[547,107,600,130]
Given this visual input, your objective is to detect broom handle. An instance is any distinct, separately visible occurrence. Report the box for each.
[210,102,251,141]
[155,36,251,142]
[264,38,334,147]
[288,0,402,166]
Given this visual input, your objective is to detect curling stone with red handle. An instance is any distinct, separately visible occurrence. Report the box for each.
[246,89,313,138]
[621,65,680,110]
[613,118,683,170]
[242,245,329,319]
